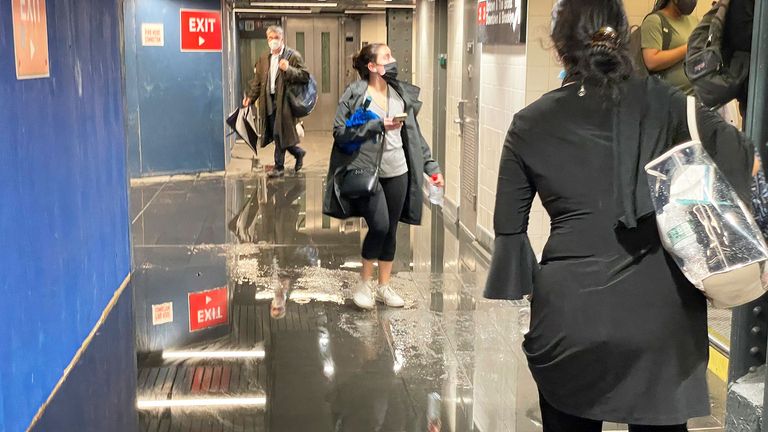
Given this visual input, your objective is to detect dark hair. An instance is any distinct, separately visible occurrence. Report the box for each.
[551,0,633,97]
[353,44,384,80]
[653,0,671,11]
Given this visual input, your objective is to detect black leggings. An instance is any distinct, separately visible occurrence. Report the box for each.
[356,173,408,262]
[540,395,688,432]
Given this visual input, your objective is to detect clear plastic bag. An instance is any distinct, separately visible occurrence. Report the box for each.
[645,140,768,307]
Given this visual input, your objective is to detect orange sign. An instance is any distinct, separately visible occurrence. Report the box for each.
[12,0,50,80]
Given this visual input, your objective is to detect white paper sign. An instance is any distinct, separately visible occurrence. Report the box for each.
[142,23,164,47]
[152,302,174,325]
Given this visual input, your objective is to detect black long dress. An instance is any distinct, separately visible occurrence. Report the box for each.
[485,77,754,425]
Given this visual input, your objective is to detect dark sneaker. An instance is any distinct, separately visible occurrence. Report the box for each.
[267,169,285,178]
[294,149,307,173]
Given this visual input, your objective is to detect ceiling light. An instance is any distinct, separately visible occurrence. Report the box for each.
[367,3,416,8]
[161,349,266,360]
[235,8,312,14]
[249,2,338,6]
[137,397,267,409]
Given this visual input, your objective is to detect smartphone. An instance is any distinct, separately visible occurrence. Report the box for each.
[393,113,408,122]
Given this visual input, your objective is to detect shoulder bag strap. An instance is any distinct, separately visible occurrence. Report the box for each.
[655,12,673,51]
[687,96,701,142]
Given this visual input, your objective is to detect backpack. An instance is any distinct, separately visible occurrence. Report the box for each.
[684,0,751,108]
[284,48,318,118]
[628,12,672,77]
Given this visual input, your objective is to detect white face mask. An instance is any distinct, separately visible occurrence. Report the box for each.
[268,40,281,51]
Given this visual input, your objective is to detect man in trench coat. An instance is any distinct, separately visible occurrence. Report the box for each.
[243,25,310,178]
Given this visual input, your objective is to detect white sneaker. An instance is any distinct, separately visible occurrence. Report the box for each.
[375,284,405,308]
[352,280,375,310]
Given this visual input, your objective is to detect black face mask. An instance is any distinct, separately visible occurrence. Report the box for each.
[380,62,399,82]
[674,0,697,15]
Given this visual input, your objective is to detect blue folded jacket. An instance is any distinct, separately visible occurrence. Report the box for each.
[340,107,381,154]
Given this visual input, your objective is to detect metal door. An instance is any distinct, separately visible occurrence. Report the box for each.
[286,18,340,132]
[457,0,481,237]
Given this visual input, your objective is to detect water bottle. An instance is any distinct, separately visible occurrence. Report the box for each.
[427,392,442,431]
[428,174,444,207]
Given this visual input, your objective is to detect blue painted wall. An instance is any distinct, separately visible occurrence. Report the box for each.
[0,1,133,431]
[31,284,138,432]
[124,0,226,177]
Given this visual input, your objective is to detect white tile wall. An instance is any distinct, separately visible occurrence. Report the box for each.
[445,0,465,208]
[414,1,435,149]
[477,44,527,234]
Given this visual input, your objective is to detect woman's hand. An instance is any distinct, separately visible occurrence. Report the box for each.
[242,97,251,107]
[383,118,403,131]
[430,173,445,188]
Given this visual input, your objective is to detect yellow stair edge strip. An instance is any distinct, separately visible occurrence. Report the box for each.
[707,327,729,382]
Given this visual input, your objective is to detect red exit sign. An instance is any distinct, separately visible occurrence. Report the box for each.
[180,9,222,52]
[477,1,488,25]
[188,287,228,332]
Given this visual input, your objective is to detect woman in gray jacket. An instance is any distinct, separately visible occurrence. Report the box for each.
[323,44,443,310]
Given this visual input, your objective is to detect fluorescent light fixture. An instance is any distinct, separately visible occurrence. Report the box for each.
[162,349,266,360]
[367,3,416,8]
[234,8,312,13]
[137,397,267,409]
[249,2,338,6]
[345,9,386,14]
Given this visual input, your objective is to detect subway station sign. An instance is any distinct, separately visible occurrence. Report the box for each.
[180,9,222,52]
[12,0,50,79]
[477,0,527,45]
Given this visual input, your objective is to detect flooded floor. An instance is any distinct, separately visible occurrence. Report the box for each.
[130,138,726,431]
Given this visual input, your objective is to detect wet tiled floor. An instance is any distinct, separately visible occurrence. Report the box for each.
[131,139,727,431]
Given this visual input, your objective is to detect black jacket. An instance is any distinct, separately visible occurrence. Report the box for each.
[323,80,440,225]
[724,0,755,112]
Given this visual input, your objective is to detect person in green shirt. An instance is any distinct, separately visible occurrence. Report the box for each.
[641,0,700,94]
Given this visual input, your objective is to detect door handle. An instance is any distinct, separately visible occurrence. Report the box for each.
[457,99,468,116]
[455,100,468,127]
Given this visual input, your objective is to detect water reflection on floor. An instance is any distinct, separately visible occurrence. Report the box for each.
[131,159,725,431]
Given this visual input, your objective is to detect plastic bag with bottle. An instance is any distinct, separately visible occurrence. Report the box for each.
[645,140,768,308]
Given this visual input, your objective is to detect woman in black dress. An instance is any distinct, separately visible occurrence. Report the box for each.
[484,0,755,430]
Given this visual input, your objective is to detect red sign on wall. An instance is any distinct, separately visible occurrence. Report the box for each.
[180,9,222,52]
[12,0,50,79]
[477,1,488,25]
[188,287,228,332]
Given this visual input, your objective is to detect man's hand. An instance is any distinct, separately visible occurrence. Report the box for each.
[279,59,290,71]
[242,97,251,107]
